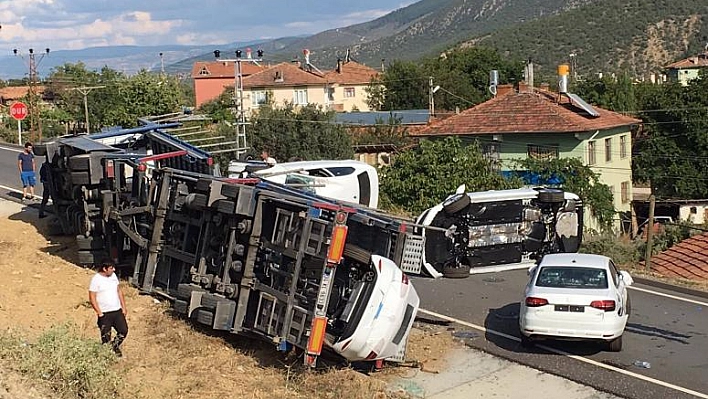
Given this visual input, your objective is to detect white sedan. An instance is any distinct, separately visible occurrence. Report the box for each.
[519,253,633,351]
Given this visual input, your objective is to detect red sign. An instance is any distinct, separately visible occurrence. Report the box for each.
[10,102,28,121]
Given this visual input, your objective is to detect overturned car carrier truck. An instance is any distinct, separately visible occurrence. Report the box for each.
[36,125,421,367]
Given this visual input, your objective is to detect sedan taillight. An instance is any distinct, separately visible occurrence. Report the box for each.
[525,297,548,307]
[590,300,616,311]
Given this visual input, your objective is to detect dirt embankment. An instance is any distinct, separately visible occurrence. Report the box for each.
[0,201,458,399]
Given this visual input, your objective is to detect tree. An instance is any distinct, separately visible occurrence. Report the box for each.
[247,104,353,161]
[367,60,428,111]
[380,137,518,213]
[514,157,615,231]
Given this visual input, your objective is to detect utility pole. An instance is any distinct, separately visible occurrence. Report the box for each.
[428,77,440,119]
[70,86,106,134]
[213,48,263,159]
[644,194,656,271]
[14,48,50,142]
[159,52,165,75]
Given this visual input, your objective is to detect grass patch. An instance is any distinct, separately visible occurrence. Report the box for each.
[0,323,122,399]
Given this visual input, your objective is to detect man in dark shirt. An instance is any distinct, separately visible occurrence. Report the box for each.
[17,142,36,201]
[38,162,52,218]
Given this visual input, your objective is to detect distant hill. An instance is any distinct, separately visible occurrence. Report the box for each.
[3,0,706,81]
[473,0,708,78]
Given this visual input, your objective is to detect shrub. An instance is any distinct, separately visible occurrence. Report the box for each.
[0,324,122,399]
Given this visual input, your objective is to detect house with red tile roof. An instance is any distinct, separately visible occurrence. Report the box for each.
[0,85,48,105]
[192,61,267,108]
[645,232,708,281]
[412,83,642,230]
[192,57,380,111]
[665,50,708,86]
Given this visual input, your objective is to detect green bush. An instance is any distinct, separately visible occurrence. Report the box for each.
[580,233,641,265]
[0,324,122,399]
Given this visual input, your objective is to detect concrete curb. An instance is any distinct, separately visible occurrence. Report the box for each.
[633,276,708,300]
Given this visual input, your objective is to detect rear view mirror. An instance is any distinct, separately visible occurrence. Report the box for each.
[619,271,634,286]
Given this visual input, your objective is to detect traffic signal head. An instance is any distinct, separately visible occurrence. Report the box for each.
[236,49,242,58]
[257,49,264,58]
[213,50,221,58]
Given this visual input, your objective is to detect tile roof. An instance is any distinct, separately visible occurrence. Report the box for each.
[665,51,708,69]
[645,233,708,280]
[412,88,642,136]
[0,86,46,101]
[191,61,266,79]
[324,61,379,84]
[243,62,327,88]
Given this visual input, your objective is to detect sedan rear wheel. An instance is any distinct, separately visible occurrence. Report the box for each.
[607,335,623,352]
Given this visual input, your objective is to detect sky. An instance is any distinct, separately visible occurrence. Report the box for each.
[0,0,414,53]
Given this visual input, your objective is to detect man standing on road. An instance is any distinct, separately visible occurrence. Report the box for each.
[17,142,36,201]
[88,261,129,357]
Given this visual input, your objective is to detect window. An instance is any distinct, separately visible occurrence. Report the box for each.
[198,67,210,76]
[483,143,501,171]
[293,88,308,105]
[621,181,630,203]
[605,138,612,162]
[326,87,335,101]
[588,141,596,165]
[535,267,608,289]
[527,144,558,160]
[252,90,267,107]
[620,135,628,158]
[344,87,356,98]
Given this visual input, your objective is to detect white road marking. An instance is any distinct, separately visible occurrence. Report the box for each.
[629,285,708,307]
[0,183,25,195]
[418,308,708,399]
[0,145,22,153]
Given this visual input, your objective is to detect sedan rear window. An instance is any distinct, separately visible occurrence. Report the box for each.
[535,266,608,289]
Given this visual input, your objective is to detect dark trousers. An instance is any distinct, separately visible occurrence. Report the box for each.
[39,182,51,216]
[97,310,128,352]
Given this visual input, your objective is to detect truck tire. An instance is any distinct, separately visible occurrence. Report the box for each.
[76,235,104,250]
[194,309,214,326]
[173,299,188,315]
[442,263,471,278]
[201,294,229,309]
[215,199,236,214]
[176,283,203,300]
[184,193,207,210]
[443,193,470,214]
[221,184,241,199]
[71,171,91,185]
[537,189,565,203]
[68,156,91,171]
[77,250,101,266]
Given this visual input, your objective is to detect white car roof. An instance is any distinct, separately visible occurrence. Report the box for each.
[256,160,372,176]
[538,253,610,268]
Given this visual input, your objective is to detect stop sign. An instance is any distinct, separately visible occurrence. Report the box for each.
[10,102,28,121]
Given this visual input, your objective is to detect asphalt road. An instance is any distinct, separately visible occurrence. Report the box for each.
[0,144,45,200]
[412,270,708,399]
[0,143,706,399]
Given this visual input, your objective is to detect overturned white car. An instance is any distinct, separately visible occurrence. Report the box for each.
[415,186,583,278]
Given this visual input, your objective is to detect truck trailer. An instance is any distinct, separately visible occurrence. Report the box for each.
[36,125,422,367]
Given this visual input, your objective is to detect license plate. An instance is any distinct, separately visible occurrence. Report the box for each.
[554,305,585,312]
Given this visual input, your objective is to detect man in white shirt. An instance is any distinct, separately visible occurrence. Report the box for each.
[88,261,128,356]
[261,150,277,166]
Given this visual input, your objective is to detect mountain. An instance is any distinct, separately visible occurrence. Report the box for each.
[288,0,708,77]
[3,0,706,80]
[0,41,271,80]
